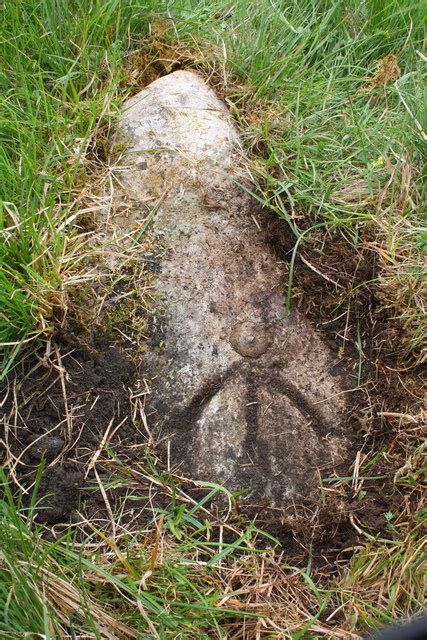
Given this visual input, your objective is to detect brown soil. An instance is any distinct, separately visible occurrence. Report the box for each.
[1,331,138,524]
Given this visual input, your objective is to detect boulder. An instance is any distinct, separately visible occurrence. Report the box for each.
[115,71,353,510]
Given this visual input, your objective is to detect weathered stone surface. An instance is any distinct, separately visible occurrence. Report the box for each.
[114,71,354,509]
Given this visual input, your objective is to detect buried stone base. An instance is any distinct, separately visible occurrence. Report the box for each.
[112,70,357,511]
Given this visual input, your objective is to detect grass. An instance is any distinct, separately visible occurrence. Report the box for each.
[0,467,264,638]
[0,0,425,637]
[1,449,424,638]
[168,0,425,356]
[1,0,424,374]
[0,0,160,378]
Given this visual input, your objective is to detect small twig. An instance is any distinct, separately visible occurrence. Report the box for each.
[377,411,419,424]
[94,466,116,539]
[300,254,344,289]
[85,417,127,478]
[54,345,72,443]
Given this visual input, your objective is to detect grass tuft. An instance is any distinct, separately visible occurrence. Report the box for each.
[0,0,159,377]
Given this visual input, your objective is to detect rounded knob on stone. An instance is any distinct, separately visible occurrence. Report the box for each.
[229,321,273,358]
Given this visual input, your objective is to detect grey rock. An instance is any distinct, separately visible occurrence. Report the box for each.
[114,71,354,510]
